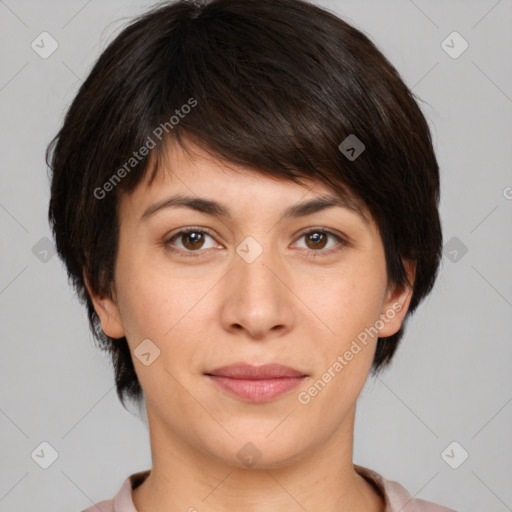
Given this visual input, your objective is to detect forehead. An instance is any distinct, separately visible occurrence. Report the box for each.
[118,136,373,227]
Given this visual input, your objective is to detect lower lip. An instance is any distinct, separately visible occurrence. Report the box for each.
[207,376,306,402]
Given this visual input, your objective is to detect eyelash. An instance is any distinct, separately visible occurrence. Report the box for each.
[163,226,349,259]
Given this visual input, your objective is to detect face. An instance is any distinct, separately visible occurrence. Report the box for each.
[87,138,415,469]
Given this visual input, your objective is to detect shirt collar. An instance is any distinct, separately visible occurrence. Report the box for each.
[113,465,418,512]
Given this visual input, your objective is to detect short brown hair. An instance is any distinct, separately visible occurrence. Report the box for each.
[47,0,442,409]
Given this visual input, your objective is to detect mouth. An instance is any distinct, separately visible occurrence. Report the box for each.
[204,363,308,403]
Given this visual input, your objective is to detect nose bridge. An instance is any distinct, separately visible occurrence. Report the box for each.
[221,234,294,337]
[234,233,282,300]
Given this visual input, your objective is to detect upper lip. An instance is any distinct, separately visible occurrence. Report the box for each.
[205,363,307,379]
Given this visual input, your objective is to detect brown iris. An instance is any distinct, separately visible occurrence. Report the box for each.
[181,231,205,250]
[305,231,328,250]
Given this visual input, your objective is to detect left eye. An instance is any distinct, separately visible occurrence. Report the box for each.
[295,228,346,254]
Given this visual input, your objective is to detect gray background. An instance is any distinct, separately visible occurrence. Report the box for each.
[1,0,511,511]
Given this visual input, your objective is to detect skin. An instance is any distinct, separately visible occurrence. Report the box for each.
[85,136,416,512]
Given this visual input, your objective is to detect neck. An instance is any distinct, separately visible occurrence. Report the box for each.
[132,404,384,512]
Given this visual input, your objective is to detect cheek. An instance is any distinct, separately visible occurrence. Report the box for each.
[298,265,386,351]
[114,265,207,402]
[116,274,172,341]
[294,270,383,427]
[116,270,221,436]
[115,253,216,366]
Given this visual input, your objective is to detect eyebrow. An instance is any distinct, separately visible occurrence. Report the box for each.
[139,193,370,226]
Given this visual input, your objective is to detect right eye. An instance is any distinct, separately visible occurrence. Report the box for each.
[163,227,222,257]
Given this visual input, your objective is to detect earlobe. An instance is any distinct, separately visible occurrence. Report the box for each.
[83,271,126,339]
[377,259,416,338]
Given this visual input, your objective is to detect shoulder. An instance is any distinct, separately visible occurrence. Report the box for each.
[354,464,459,512]
[80,498,114,512]
[78,469,150,512]
[414,496,459,511]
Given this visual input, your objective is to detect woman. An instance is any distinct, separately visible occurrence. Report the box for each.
[47,0,456,510]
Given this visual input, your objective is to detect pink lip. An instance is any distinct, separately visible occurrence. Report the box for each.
[205,363,308,403]
[206,362,306,379]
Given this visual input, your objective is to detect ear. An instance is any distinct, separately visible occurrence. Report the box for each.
[83,270,126,339]
[377,259,416,338]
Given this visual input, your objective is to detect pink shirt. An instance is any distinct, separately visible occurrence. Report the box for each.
[81,465,457,512]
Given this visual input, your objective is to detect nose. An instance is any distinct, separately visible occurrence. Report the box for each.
[220,243,295,340]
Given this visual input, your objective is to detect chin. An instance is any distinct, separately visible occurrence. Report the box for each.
[205,435,311,471]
